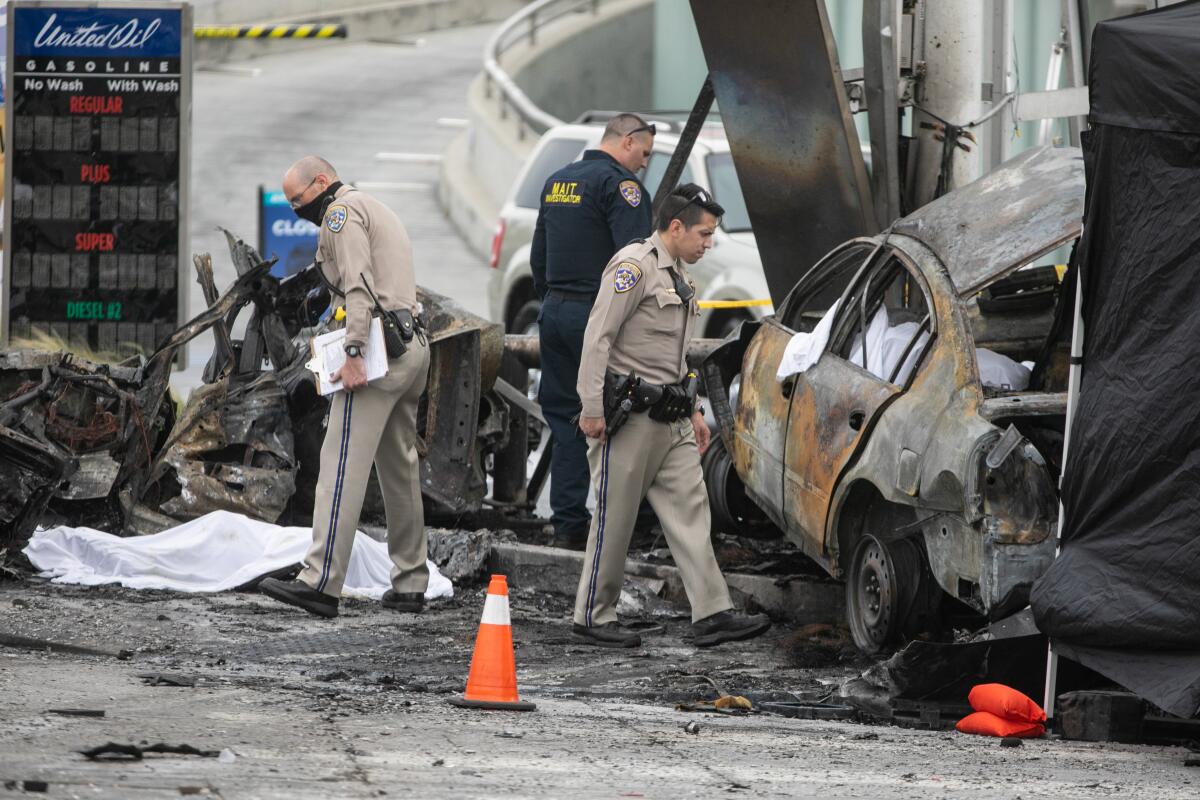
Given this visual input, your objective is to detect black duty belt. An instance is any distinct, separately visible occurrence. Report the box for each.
[548,288,597,303]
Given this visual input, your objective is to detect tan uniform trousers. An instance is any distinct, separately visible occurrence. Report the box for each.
[299,337,430,598]
[573,412,733,627]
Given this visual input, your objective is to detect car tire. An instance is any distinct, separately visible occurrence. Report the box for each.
[845,534,923,654]
[706,310,752,340]
[702,432,773,537]
[511,298,541,336]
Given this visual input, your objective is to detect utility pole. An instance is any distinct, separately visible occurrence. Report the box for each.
[911,0,985,207]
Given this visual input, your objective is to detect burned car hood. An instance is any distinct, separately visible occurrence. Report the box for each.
[892,146,1084,297]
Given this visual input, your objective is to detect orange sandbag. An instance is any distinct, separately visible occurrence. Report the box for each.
[968,683,1047,724]
[956,711,1045,738]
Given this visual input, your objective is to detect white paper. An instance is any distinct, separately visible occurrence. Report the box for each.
[23,510,454,601]
[305,317,389,396]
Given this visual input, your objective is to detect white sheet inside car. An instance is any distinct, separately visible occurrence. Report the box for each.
[777,305,1030,391]
[23,510,454,601]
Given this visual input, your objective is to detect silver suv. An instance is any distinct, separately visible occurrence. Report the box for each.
[486,121,772,338]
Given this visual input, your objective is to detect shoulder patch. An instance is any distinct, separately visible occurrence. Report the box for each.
[618,180,642,208]
[324,204,348,233]
[613,262,642,293]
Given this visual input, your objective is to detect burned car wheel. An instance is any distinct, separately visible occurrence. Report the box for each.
[702,433,772,537]
[846,534,923,654]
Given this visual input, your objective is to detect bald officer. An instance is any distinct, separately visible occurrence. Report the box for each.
[572,184,771,648]
[530,113,654,550]
[261,156,430,619]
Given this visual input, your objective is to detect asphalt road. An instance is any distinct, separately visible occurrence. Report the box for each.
[179,24,494,392]
[1,579,1197,799]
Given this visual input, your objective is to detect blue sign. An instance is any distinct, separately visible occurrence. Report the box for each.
[14,7,182,58]
[259,188,319,277]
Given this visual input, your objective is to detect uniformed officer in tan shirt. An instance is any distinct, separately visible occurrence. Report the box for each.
[260,156,431,619]
[572,184,771,648]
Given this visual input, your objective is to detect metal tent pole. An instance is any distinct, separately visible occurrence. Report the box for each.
[1044,266,1085,720]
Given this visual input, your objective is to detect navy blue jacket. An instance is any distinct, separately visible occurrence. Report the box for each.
[529,150,652,298]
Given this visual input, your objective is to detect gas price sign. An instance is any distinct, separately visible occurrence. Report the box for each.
[2,1,191,356]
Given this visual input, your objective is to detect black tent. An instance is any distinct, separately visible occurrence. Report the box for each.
[1030,0,1200,719]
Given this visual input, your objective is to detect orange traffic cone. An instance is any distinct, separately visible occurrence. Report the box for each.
[448,574,536,711]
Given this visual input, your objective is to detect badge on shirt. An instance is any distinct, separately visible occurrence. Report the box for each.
[619,180,642,207]
[324,204,348,233]
[613,262,642,293]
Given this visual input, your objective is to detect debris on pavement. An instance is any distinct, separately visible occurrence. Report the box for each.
[427,528,512,583]
[0,632,132,660]
[677,695,755,715]
[79,742,222,760]
[47,708,106,718]
[683,721,701,735]
[138,672,198,687]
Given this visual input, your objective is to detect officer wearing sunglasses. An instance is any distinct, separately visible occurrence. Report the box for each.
[529,113,656,550]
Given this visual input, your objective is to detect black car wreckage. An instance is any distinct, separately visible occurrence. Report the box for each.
[1,231,533,562]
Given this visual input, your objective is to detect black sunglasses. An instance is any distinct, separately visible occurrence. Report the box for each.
[625,123,656,137]
[672,187,720,218]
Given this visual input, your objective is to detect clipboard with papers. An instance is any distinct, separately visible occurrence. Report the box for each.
[304,317,389,396]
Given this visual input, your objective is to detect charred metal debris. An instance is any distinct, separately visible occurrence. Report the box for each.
[2,231,536,562]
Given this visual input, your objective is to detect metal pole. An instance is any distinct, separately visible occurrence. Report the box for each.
[988,0,1015,171]
[863,0,901,227]
[1062,0,1087,146]
[1043,265,1085,720]
[650,77,716,219]
[1037,34,1066,146]
[911,0,985,206]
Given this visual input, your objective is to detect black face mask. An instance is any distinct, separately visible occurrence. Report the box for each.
[294,181,344,226]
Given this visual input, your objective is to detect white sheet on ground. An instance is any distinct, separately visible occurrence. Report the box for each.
[22,510,453,601]
[777,306,1031,391]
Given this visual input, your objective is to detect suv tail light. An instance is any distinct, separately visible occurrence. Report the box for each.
[489,219,506,269]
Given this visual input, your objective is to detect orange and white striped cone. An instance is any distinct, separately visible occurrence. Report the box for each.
[448,574,536,711]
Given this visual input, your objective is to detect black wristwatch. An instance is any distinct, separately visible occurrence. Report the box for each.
[344,344,363,359]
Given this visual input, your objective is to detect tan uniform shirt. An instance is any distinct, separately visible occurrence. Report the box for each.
[577,231,698,418]
[315,184,418,348]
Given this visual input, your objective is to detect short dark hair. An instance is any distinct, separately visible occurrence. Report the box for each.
[656,183,725,231]
[601,113,653,142]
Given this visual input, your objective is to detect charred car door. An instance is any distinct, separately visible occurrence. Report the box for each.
[780,248,935,566]
[732,242,876,528]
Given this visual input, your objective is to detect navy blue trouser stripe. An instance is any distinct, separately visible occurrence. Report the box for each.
[316,393,354,593]
[585,437,610,627]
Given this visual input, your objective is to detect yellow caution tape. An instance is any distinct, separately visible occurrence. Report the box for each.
[334,306,346,322]
[194,23,348,39]
[697,298,773,310]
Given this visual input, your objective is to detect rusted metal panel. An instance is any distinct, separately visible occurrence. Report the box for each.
[981,393,1068,421]
[690,0,875,305]
[732,320,794,524]
[783,355,900,564]
[892,147,1084,297]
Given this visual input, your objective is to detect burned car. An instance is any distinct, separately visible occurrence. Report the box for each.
[703,147,1083,653]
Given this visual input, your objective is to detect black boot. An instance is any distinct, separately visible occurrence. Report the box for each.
[572,622,642,648]
[382,590,425,613]
[260,578,339,619]
[691,610,771,647]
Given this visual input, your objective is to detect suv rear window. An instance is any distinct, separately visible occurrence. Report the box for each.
[514,138,588,208]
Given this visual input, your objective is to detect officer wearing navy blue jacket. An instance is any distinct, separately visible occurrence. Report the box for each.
[530,113,655,549]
